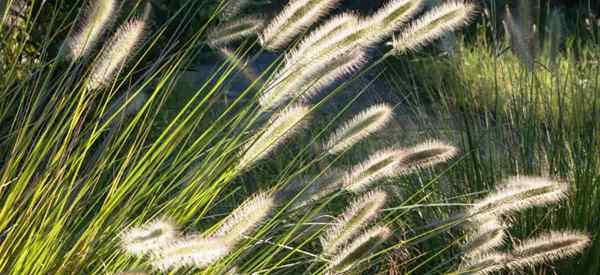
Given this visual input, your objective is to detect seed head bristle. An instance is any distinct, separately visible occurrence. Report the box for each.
[87,17,147,90]
[260,47,367,110]
[211,192,275,243]
[237,105,310,170]
[396,140,458,174]
[463,215,509,259]
[285,12,359,66]
[327,225,391,274]
[276,168,345,210]
[459,252,511,275]
[469,176,569,217]
[259,0,343,50]
[343,147,407,192]
[60,0,117,60]
[321,190,387,255]
[393,1,476,54]
[150,236,231,271]
[358,0,424,45]
[120,217,179,256]
[206,16,264,48]
[508,231,591,270]
[323,104,394,155]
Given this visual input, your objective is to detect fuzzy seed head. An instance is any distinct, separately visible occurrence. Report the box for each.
[343,148,407,192]
[509,231,591,270]
[459,252,511,275]
[397,140,458,173]
[469,176,569,217]
[260,47,367,110]
[61,0,117,60]
[151,236,231,271]
[393,1,476,53]
[212,192,275,243]
[323,104,394,155]
[237,105,310,170]
[328,225,391,274]
[321,190,387,255]
[463,215,509,259]
[260,0,343,50]
[206,16,264,48]
[120,217,179,256]
[359,0,424,45]
[87,18,146,90]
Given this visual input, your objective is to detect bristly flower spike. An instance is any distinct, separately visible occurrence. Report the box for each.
[237,105,310,171]
[358,0,425,45]
[150,236,232,271]
[343,147,407,192]
[397,140,458,174]
[259,0,343,50]
[321,190,387,255]
[327,225,391,274]
[206,16,265,48]
[463,215,509,259]
[211,192,275,243]
[468,176,569,217]
[459,252,512,275]
[323,104,394,155]
[120,217,179,256]
[60,0,117,60]
[508,231,590,270]
[87,16,147,90]
[392,1,476,54]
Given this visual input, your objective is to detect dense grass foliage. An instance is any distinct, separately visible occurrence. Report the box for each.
[0,0,598,274]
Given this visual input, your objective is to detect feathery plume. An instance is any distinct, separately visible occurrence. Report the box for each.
[260,47,367,110]
[508,231,591,270]
[468,176,569,217]
[463,215,509,258]
[392,1,476,54]
[321,190,387,255]
[120,217,179,256]
[87,17,147,90]
[259,0,343,50]
[206,16,264,48]
[60,0,117,60]
[343,148,407,192]
[220,0,252,20]
[327,225,391,274]
[275,169,345,210]
[237,105,310,170]
[285,12,359,66]
[459,252,511,275]
[211,192,275,243]
[358,0,424,45]
[151,236,231,271]
[323,104,394,155]
[397,140,458,173]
